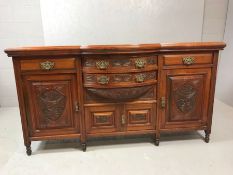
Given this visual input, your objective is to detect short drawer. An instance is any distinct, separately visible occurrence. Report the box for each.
[163,53,213,67]
[83,71,157,88]
[20,58,76,71]
[83,54,157,73]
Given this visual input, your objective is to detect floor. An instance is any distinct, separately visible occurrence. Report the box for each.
[0,99,233,175]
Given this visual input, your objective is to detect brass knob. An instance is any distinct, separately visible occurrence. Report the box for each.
[40,61,55,70]
[96,60,109,70]
[97,75,110,85]
[135,59,146,68]
[183,57,195,65]
[135,74,145,83]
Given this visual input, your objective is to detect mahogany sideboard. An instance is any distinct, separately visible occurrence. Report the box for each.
[4,42,226,155]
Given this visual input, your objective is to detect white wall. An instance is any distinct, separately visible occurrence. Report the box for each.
[0,0,44,107]
[40,0,204,45]
[202,0,228,41]
[216,0,233,106]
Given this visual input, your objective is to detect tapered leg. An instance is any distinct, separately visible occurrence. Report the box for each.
[204,130,210,143]
[26,142,32,156]
[81,143,87,152]
[155,134,160,146]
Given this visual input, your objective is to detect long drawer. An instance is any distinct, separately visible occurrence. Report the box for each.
[82,54,158,73]
[83,71,157,88]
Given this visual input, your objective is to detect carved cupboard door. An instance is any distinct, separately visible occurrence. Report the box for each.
[159,68,211,129]
[23,74,80,137]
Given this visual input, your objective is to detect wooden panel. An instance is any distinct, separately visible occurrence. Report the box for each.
[160,68,211,129]
[20,58,76,71]
[124,103,156,131]
[23,74,80,137]
[85,105,120,134]
[83,71,157,88]
[82,54,157,73]
[163,53,213,67]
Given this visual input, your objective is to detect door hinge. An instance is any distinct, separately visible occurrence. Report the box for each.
[75,102,80,112]
[161,97,166,109]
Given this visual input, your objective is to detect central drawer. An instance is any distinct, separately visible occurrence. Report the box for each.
[83,71,157,88]
[82,54,158,73]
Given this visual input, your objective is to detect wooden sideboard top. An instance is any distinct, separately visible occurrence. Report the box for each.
[4,42,226,57]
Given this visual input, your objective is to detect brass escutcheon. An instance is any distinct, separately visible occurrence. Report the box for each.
[182,57,195,65]
[40,61,55,70]
[96,60,109,69]
[97,75,110,85]
[135,59,146,68]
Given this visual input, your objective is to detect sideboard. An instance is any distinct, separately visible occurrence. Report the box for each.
[4,42,226,155]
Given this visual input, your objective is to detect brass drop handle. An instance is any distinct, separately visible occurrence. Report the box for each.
[161,97,166,109]
[121,114,126,125]
[135,74,145,83]
[182,57,195,65]
[135,59,146,68]
[40,61,55,70]
[96,60,109,70]
[97,75,110,85]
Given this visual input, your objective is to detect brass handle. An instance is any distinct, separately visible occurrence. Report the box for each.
[121,114,126,125]
[96,60,109,70]
[97,75,110,85]
[161,97,166,108]
[135,74,145,83]
[182,57,195,65]
[40,61,55,70]
[135,59,146,68]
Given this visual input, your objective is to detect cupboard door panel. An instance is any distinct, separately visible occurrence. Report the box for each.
[160,68,211,129]
[85,105,120,134]
[125,103,156,131]
[23,74,80,136]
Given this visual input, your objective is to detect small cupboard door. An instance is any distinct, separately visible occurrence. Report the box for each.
[160,68,211,129]
[85,105,121,134]
[124,103,156,131]
[23,74,80,137]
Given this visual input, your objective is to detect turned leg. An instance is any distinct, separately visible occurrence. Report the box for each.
[204,130,210,143]
[81,143,87,152]
[26,142,32,156]
[154,134,160,146]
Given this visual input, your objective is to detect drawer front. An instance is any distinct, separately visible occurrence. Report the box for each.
[85,85,156,102]
[163,53,213,67]
[83,71,157,88]
[20,58,76,71]
[85,105,120,134]
[124,103,156,131]
[83,54,157,73]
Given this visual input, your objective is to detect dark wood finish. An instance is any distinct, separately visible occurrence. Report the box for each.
[4,42,225,155]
